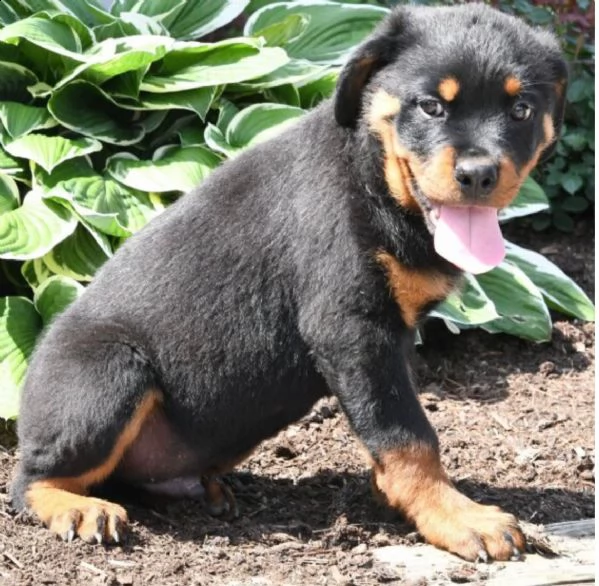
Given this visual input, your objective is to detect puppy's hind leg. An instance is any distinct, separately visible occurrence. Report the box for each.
[11,331,160,544]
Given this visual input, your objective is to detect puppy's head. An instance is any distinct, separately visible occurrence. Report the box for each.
[335,4,567,273]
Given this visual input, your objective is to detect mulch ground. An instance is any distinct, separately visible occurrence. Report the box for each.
[0,219,594,586]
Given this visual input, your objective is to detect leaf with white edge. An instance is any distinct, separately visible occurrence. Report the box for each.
[231,59,326,91]
[0,15,85,61]
[33,275,83,326]
[47,172,164,237]
[135,86,218,119]
[0,62,38,102]
[226,103,304,148]
[49,81,145,145]
[0,296,43,419]
[141,43,289,93]
[111,0,187,25]
[158,0,251,41]
[430,274,499,326]
[297,70,338,108]
[0,2,19,26]
[478,261,552,342]
[11,0,114,27]
[0,172,19,213]
[43,224,109,282]
[505,241,595,321]
[204,123,240,158]
[55,35,174,89]
[499,177,550,222]
[0,101,57,139]
[178,126,205,147]
[4,134,102,174]
[254,13,309,47]
[21,257,54,289]
[0,148,22,176]
[0,190,77,260]
[107,146,220,193]
[245,1,388,64]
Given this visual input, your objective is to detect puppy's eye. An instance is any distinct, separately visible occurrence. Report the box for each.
[419,99,445,118]
[510,102,533,121]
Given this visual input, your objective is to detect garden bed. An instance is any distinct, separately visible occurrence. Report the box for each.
[0,219,594,586]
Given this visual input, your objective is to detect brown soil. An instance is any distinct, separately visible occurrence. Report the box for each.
[0,220,594,586]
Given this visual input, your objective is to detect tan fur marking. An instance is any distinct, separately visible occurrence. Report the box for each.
[438,77,460,102]
[492,113,554,208]
[26,390,162,540]
[504,76,522,96]
[412,146,461,204]
[368,90,420,211]
[376,251,455,327]
[370,445,526,560]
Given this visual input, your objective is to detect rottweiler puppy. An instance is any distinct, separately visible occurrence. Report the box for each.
[11,4,566,561]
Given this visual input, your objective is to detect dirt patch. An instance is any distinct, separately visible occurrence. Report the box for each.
[0,221,594,586]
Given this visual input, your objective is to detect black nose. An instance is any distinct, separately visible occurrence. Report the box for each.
[454,157,498,198]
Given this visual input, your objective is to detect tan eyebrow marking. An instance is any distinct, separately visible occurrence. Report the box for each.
[504,76,522,96]
[438,77,460,102]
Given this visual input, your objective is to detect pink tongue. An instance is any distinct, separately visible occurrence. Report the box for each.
[433,206,505,274]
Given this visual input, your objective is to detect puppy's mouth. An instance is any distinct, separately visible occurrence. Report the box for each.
[411,184,505,275]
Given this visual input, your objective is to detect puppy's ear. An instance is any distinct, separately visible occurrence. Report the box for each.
[334,10,405,128]
[539,58,569,164]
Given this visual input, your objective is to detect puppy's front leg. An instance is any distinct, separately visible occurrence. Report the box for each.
[306,316,525,562]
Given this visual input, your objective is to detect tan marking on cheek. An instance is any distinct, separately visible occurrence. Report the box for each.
[413,146,461,204]
[368,89,420,212]
[542,112,555,145]
[504,76,522,96]
[438,77,460,102]
[376,251,456,328]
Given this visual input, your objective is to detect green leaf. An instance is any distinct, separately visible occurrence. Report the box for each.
[3,134,102,174]
[431,274,499,325]
[204,123,238,158]
[0,296,43,419]
[42,224,109,282]
[33,275,83,326]
[561,195,589,213]
[0,15,85,61]
[21,257,54,289]
[245,1,388,64]
[0,2,19,26]
[505,241,595,321]
[231,58,325,91]
[552,209,575,233]
[254,13,309,47]
[499,176,549,222]
[0,189,77,260]
[141,41,289,93]
[478,261,552,342]
[162,0,250,40]
[49,81,145,145]
[226,103,304,148]
[0,172,19,213]
[0,101,57,139]
[0,61,38,102]
[562,131,587,151]
[297,70,338,108]
[107,145,220,193]
[560,174,584,195]
[47,172,164,237]
[135,86,218,119]
[9,0,114,27]
[55,35,174,89]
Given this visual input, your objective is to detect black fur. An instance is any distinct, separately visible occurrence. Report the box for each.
[11,4,566,514]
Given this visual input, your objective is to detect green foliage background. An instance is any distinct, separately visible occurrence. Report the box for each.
[0,0,594,419]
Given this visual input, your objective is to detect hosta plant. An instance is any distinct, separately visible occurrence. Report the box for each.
[0,0,594,419]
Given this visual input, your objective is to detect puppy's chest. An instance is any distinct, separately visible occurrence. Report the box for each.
[376,251,458,328]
